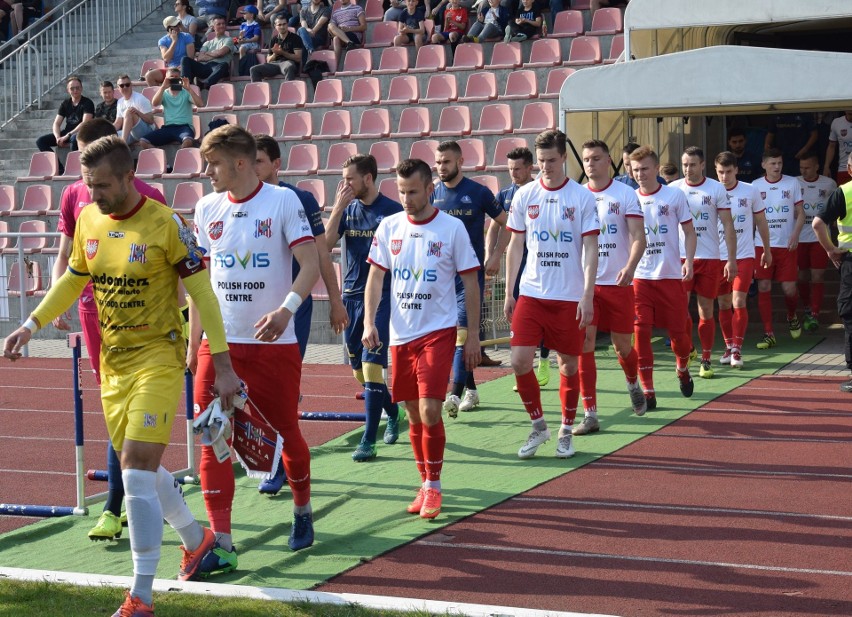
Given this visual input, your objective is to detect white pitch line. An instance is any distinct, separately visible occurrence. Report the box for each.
[0,567,620,617]
[650,433,850,444]
[0,408,103,415]
[593,462,852,479]
[414,542,852,578]
[0,469,76,476]
[698,406,852,417]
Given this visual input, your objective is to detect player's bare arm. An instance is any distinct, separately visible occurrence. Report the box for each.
[719,208,739,282]
[681,220,697,282]
[483,210,509,276]
[754,210,773,267]
[577,233,598,329]
[616,216,646,286]
[361,263,385,350]
[503,231,525,320]
[460,269,481,372]
[789,202,805,251]
[255,240,320,342]
[185,299,203,374]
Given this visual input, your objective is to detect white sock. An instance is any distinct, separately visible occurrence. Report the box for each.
[214,532,233,552]
[155,466,203,550]
[532,418,548,431]
[584,406,597,418]
[293,501,312,516]
[424,479,441,492]
[123,468,162,606]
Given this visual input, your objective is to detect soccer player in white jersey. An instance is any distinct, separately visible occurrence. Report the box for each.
[824,111,852,185]
[630,146,697,409]
[671,146,737,379]
[188,125,321,574]
[576,139,647,434]
[504,130,600,459]
[752,148,805,349]
[363,158,481,520]
[714,151,772,369]
[797,152,837,333]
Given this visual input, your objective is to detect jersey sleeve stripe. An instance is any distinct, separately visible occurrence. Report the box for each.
[507,226,524,233]
[67,266,89,277]
[581,230,600,237]
[625,214,644,219]
[366,257,388,271]
[288,235,315,249]
[458,265,481,275]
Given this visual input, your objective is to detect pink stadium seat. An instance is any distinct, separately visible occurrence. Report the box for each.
[281,111,313,140]
[271,80,308,109]
[587,7,623,35]
[313,109,352,140]
[318,142,359,175]
[488,137,529,172]
[472,104,513,136]
[550,10,583,38]
[500,69,538,100]
[409,139,439,163]
[171,181,204,215]
[13,185,51,217]
[369,141,401,174]
[433,105,471,137]
[471,174,499,195]
[458,138,486,172]
[0,185,16,216]
[337,48,372,76]
[7,260,42,296]
[139,59,165,79]
[210,113,238,127]
[409,44,446,73]
[393,107,431,138]
[306,78,344,107]
[200,83,235,112]
[343,76,381,107]
[307,50,337,74]
[526,38,562,68]
[447,43,484,72]
[373,47,409,75]
[19,152,58,182]
[296,179,327,210]
[234,81,271,110]
[62,151,82,179]
[542,67,575,98]
[245,112,275,136]
[364,0,384,21]
[147,182,165,198]
[165,148,203,179]
[10,219,48,253]
[352,108,391,139]
[0,220,7,250]
[485,42,522,70]
[135,148,166,179]
[605,34,625,64]
[421,73,458,103]
[461,72,497,102]
[378,177,400,203]
[365,21,398,49]
[141,86,159,105]
[281,143,319,176]
[514,101,555,134]
[564,36,602,66]
[381,74,419,104]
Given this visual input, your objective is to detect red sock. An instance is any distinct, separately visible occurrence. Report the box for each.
[559,371,580,426]
[758,290,774,334]
[578,351,597,412]
[784,292,799,320]
[199,443,235,534]
[686,314,694,345]
[698,318,715,361]
[515,370,543,420]
[732,307,748,350]
[670,330,692,372]
[811,282,824,316]
[634,323,654,394]
[617,347,639,383]
[718,308,733,349]
[408,422,426,482]
[422,421,445,483]
[799,280,810,309]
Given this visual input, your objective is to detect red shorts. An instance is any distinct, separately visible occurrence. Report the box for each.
[79,305,102,384]
[755,246,798,282]
[511,295,583,356]
[718,258,755,295]
[681,258,722,299]
[837,170,851,185]
[591,284,635,334]
[391,327,456,403]
[633,278,688,331]
[797,241,829,271]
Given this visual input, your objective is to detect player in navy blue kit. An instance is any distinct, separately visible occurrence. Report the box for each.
[325,154,404,461]
[432,141,507,416]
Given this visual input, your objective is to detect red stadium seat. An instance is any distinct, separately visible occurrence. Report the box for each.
[587,7,623,35]
[0,185,16,216]
[541,67,575,99]
[485,42,522,70]
[245,112,275,136]
[421,73,457,103]
[471,174,499,195]
[514,101,555,134]
[499,69,538,101]
[271,80,308,108]
[13,185,51,217]
[296,179,327,210]
[381,74,419,104]
[369,141,401,174]
[472,104,513,136]
[139,59,165,79]
[563,36,602,66]
[280,111,313,140]
[141,86,159,105]
[447,43,484,72]
[336,48,372,76]
[373,47,409,75]
[409,139,439,163]
[605,34,625,64]
[200,83,235,112]
[460,72,497,102]
[409,44,446,73]
[525,38,562,68]
[8,219,48,253]
[306,78,344,107]
[352,108,391,139]
[364,0,384,21]
[281,143,319,176]
[313,109,352,140]
[343,76,381,106]
[378,177,400,203]
[210,113,238,128]
[234,81,271,110]
[135,148,166,179]
[488,137,529,172]
[433,105,471,137]
[6,260,42,296]
[365,21,398,48]
[393,107,431,138]
[458,138,486,171]
[61,151,82,179]
[19,152,58,182]
[307,50,337,74]
[550,10,583,38]
[171,181,204,215]
[318,142,358,175]
[165,148,203,179]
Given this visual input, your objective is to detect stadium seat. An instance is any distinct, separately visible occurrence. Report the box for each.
[458,138,486,171]
[587,7,623,35]
[461,72,497,102]
[19,152,58,182]
[447,43,484,72]
[409,139,439,163]
[139,59,165,79]
[392,107,431,138]
[245,112,275,136]
[373,46,409,75]
[271,80,308,108]
[147,182,165,199]
[296,179,327,210]
[433,105,471,137]
[541,67,575,98]
[336,48,372,76]
[421,73,458,103]
[306,78,344,107]
[210,113,238,127]
[61,151,82,179]
[364,0,384,21]
[9,219,48,253]
[365,21,398,48]
[381,74,419,104]
[0,185,16,216]
[525,39,562,68]
[165,148,203,179]
[499,69,538,100]
[318,142,358,175]
[369,141,400,174]
[0,220,7,251]
[378,177,400,203]
[514,101,555,134]
[171,181,204,215]
[343,76,381,106]
[409,44,446,73]
[281,143,319,176]
[605,34,625,64]
[200,83,235,112]
[307,49,337,74]
[471,174,499,195]
[313,109,352,140]
[281,111,313,140]
[234,81,271,110]
[550,10,583,38]
[141,86,159,105]
[564,36,602,66]
[485,42,522,70]
[135,148,166,179]
[352,108,391,139]
[472,104,513,136]
[488,137,529,171]
[6,260,42,296]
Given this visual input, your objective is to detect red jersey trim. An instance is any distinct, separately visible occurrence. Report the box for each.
[625,214,644,219]
[538,177,570,192]
[229,181,264,204]
[458,265,481,275]
[587,179,613,193]
[582,229,600,237]
[727,181,739,191]
[764,176,783,184]
[638,184,663,197]
[289,235,315,249]
[367,257,388,271]
[110,195,146,221]
[408,208,440,225]
[685,178,707,188]
[506,226,524,233]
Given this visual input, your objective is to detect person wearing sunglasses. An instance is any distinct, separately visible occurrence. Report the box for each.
[114,75,156,147]
[145,15,196,87]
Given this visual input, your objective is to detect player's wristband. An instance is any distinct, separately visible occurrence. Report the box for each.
[22,318,39,333]
[281,291,302,314]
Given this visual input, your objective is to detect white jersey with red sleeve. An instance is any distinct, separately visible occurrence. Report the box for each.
[751,175,804,248]
[798,175,837,243]
[194,182,314,344]
[583,179,643,286]
[671,177,729,260]
[718,181,765,261]
[507,177,600,301]
[635,184,692,281]
[367,209,480,345]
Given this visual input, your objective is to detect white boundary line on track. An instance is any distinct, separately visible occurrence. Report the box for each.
[650,433,850,444]
[698,406,852,417]
[593,462,852,479]
[0,567,620,617]
[414,542,852,578]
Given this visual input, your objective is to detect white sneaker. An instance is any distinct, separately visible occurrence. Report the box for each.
[627,380,647,416]
[555,429,575,458]
[459,389,480,412]
[730,349,743,368]
[719,348,732,365]
[517,427,551,459]
[442,394,461,419]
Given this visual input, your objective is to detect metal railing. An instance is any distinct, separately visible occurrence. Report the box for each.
[0,0,165,130]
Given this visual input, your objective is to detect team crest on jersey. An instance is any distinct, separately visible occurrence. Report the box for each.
[738,198,748,208]
[174,214,205,265]
[562,207,575,221]
[254,218,272,239]
[427,241,443,257]
[143,413,157,428]
[608,202,620,215]
[391,239,403,255]
[372,237,378,246]
[842,129,848,137]
[702,195,711,206]
[819,189,827,198]
[659,204,669,216]
[461,195,472,204]
[297,209,306,221]
[760,192,767,199]
[208,221,224,240]
[782,190,791,199]
[528,204,540,219]
[85,239,99,259]
[128,243,148,264]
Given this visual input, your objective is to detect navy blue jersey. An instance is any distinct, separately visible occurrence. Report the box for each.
[431,176,501,264]
[337,193,403,298]
[280,182,325,280]
[497,182,529,297]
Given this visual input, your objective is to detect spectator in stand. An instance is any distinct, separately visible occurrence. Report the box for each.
[236,5,262,61]
[727,127,761,183]
[258,0,291,25]
[393,0,426,50]
[297,0,331,61]
[138,67,204,150]
[504,0,541,43]
[590,0,629,16]
[825,111,852,185]
[35,75,95,172]
[613,142,639,188]
[765,112,819,177]
[251,15,303,82]
[431,0,468,46]
[464,0,510,44]
[0,1,24,42]
[146,16,196,87]
[175,0,207,49]
[327,0,366,65]
[114,74,156,147]
[94,81,118,124]
[385,0,431,23]
[181,16,237,90]
[196,0,230,26]
[660,162,679,184]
